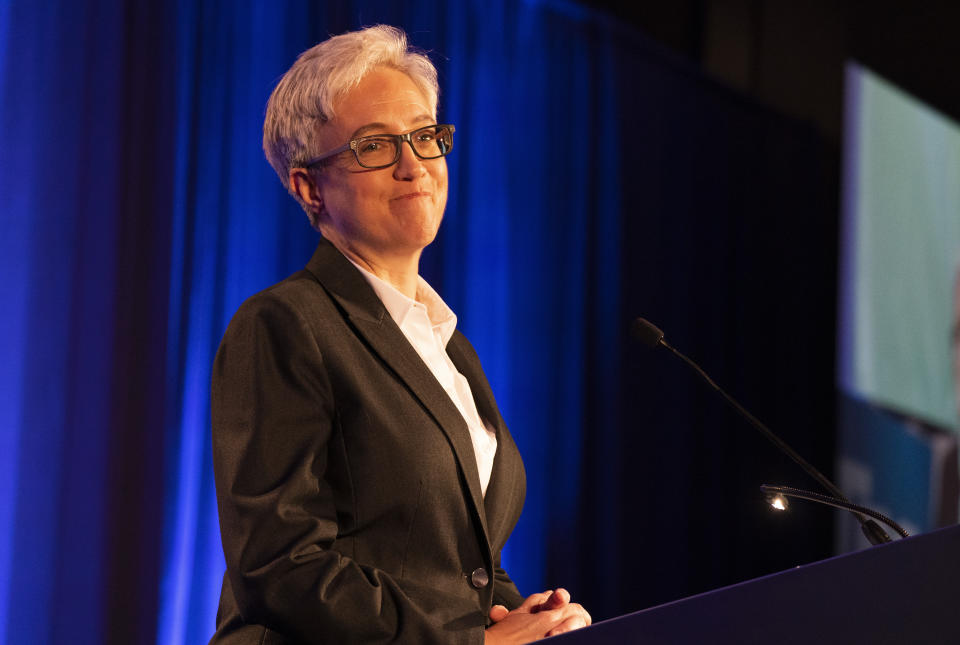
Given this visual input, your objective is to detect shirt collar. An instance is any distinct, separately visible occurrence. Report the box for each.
[346,256,458,346]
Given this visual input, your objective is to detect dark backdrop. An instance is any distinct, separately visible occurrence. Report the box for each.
[0,1,835,643]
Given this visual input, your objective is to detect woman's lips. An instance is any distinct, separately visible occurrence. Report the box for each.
[392,191,430,200]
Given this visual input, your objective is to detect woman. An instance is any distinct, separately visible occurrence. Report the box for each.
[209,25,590,644]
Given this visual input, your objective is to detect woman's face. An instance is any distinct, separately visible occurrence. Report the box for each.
[311,67,448,264]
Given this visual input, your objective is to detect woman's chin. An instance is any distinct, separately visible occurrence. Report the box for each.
[390,211,443,249]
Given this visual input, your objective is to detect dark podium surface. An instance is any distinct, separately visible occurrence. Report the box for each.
[548,524,960,644]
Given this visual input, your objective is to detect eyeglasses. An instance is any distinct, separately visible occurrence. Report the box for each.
[303,124,456,170]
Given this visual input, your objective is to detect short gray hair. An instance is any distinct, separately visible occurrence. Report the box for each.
[263,25,439,192]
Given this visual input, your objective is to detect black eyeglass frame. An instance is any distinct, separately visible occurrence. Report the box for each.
[302,124,456,169]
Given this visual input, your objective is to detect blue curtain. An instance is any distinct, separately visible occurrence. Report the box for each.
[1,1,623,642]
[1,1,834,643]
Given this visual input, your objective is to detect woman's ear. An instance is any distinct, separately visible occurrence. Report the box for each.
[289,168,324,230]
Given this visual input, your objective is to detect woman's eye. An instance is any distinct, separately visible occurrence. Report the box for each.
[359,141,382,153]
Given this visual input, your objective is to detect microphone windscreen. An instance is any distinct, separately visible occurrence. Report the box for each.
[631,318,665,348]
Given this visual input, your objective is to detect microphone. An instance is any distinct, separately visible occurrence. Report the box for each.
[632,317,903,545]
[631,318,664,348]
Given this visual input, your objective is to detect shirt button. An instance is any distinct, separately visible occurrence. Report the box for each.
[470,567,489,588]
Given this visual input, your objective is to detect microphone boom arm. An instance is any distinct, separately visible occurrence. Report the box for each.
[660,339,844,501]
[761,484,909,540]
[632,317,903,544]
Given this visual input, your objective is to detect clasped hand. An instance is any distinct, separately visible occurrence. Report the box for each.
[484,588,591,644]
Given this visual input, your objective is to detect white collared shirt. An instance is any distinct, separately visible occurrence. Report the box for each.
[347,259,498,496]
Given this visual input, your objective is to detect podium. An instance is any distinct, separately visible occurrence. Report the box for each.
[548,524,960,644]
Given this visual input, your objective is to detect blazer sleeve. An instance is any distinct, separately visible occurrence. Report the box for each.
[211,292,484,644]
[492,552,524,609]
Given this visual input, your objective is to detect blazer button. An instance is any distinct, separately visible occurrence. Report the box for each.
[470,567,489,589]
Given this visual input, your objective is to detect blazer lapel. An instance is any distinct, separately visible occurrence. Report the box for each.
[446,333,515,548]
[446,333,506,435]
[304,239,491,541]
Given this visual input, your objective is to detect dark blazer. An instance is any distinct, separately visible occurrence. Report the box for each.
[210,238,527,644]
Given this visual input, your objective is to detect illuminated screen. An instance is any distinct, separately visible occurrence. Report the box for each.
[837,62,960,545]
